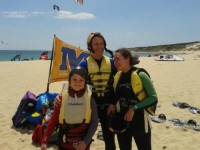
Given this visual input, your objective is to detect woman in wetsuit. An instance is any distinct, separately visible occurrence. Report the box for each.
[108,48,158,150]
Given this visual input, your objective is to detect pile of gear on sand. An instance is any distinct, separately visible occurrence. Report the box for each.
[12,91,59,145]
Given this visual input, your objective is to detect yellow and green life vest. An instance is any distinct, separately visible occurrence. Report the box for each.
[87,56,111,97]
[113,69,155,116]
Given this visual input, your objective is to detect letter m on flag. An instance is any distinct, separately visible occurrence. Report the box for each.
[49,36,90,83]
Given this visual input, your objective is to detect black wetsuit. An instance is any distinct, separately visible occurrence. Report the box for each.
[115,67,157,150]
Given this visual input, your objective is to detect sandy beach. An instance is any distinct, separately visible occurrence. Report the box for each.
[0,51,200,150]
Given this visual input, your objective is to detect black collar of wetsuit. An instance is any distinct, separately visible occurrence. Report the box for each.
[94,58,103,68]
[121,67,137,76]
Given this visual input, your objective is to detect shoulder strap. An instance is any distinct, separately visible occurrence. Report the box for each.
[136,68,151,78]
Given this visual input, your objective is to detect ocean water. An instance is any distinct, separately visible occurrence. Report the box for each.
[0,50,52,61]
[0,50,157,61]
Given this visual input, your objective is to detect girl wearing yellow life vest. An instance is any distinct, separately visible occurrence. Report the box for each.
[108,48,158,150]
[41,67,98,150]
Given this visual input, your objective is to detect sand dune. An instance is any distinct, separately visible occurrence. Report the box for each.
[0,51,200,150]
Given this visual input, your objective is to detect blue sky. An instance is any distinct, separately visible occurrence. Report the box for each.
[0,0,200,51]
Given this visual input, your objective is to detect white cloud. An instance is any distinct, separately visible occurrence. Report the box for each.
[2,11,27,18]
[1,11,44,18]
[31,11,45,15]
[54,11,95,20]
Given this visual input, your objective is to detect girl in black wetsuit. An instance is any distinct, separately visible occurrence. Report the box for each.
[108,48,158,150]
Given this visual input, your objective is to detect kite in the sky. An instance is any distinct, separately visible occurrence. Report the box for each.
[53,5,60,11]
[1,41,7,45]
[74,0,83,5]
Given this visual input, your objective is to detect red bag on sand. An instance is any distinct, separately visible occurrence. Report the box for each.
[32,107,47,145]
[32,104,58,145]
[32,123,58,145]
[32,124,43,145]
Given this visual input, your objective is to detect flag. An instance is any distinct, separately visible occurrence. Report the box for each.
[48,36,90,83]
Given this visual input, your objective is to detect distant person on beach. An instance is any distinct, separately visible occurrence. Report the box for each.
[41,66,98,150]
[55,32,117,150]
[108,48,158,150]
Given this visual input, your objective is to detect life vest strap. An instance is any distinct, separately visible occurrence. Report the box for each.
[92,89,109,93]
[92,85,109,88]
[62,133,86,143]
[89,71,111,75]
[135,89,145,97]
[144,110,152,133]
[92,79,109,82]
[62,123,87,130]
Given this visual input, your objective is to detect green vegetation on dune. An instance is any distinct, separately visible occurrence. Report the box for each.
[128,41,200,52]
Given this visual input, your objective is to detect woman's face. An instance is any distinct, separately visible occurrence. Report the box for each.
[114,52,130,72]
[91,37,104,59]
[70,74,85,91]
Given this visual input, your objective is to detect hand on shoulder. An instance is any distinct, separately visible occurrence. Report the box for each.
[54,95,62,107]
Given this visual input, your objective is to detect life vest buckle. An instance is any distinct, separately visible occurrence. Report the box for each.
[97,79,102,82]
[63,134,82,143]
[97,72,102,75]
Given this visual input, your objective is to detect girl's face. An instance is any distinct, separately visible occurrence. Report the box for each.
[70,74,85,91]
[91,37,104,59]
[114,52,130,72]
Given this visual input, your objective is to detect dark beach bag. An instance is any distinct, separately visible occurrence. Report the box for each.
[12,91,37,128]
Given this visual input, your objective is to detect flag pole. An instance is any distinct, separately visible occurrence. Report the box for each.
[46,35,56,93]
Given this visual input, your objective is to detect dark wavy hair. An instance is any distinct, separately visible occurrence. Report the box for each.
[115,48,140,66]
